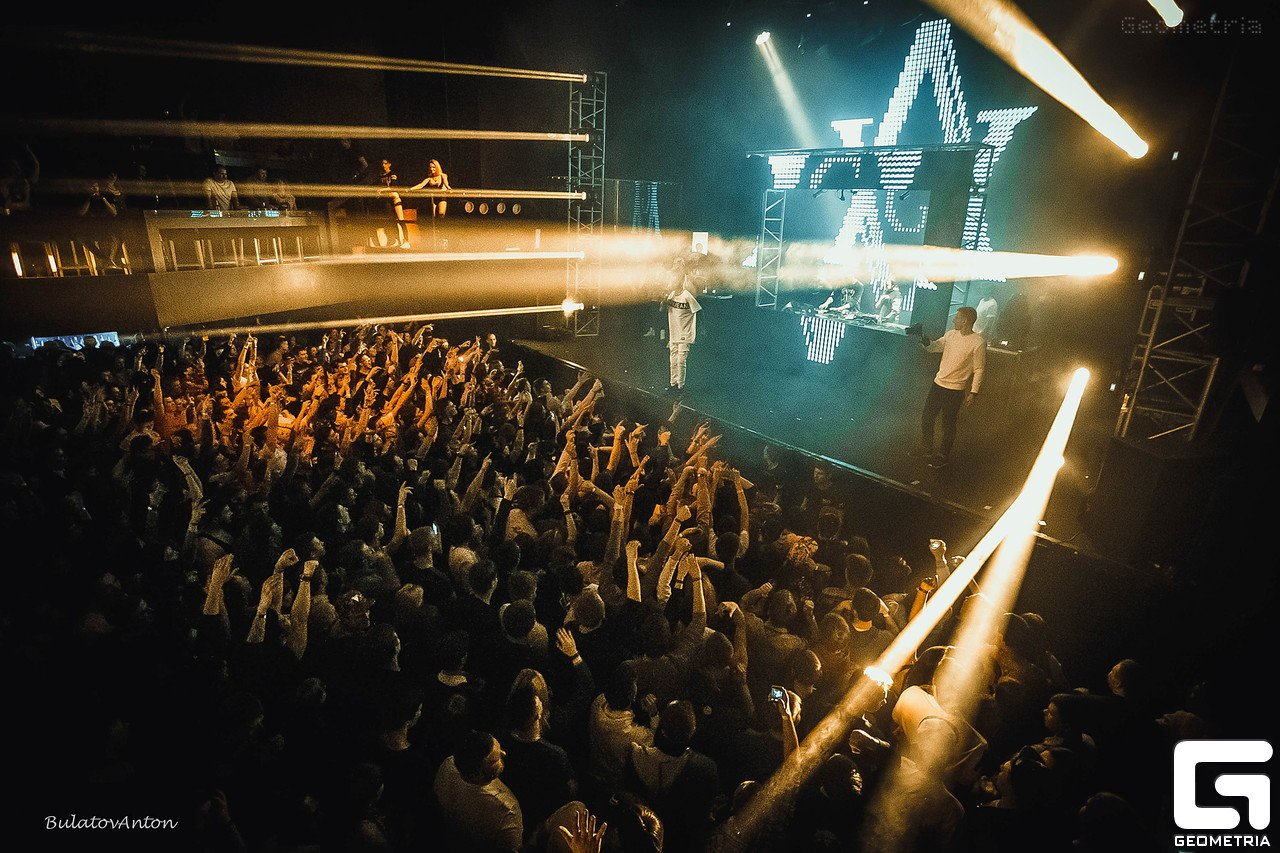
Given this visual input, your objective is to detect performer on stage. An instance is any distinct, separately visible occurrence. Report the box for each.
[376,158,410,248]
[974,293,999,340]
[875,281,902,324]
[664,270,702,396]
[908,306,985,469]
[407,159,451,217]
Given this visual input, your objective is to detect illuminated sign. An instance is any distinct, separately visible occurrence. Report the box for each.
[769,19,1035,363]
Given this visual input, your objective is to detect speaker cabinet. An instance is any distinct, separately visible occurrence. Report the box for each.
[1083,437,1217,566]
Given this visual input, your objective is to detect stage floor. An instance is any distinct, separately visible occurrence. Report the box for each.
[516,297,1120,549]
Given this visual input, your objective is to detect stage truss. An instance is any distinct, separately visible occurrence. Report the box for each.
[568,73,607,337]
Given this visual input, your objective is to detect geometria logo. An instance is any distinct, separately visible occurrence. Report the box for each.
[1174,740,1272,848]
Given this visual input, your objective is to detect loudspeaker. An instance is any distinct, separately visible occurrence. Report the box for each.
[1083,437,1218,567]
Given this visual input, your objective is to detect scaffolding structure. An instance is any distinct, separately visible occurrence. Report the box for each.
[1117,51,1278,441]
[567,72,607,337]
[755,189,785,308]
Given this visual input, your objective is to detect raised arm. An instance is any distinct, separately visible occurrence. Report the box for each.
[606,422,625,474]
[386,482,413,554]
[202,554,234,616]
[625,540,642,603]
[285,560,317,659]
[687,557,707,638]
[733,470,751,558]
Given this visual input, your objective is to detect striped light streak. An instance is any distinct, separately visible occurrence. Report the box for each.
[0,116,587,143]
[307,251,585,266]
[41,179,585,203]
[25,30,587,82]
[153,303,577,340]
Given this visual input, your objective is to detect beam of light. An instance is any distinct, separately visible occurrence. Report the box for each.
[612,237,1118,297]
[308,250,585,266]
[41,179,586,202]
[918,1,1148,157]
[756,36,821,149]
[149,303,575,341]
[0,116,588,144]
[863,368,1087,850]
[14,30,587,82]
[1148,0,1184,27]
[723,368,1090,851]
[802,243,1119,283]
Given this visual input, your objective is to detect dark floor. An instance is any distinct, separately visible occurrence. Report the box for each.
[517,296,1121,552]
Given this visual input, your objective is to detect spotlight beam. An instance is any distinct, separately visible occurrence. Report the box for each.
[918,0,1148,157]
[0,116,587,143]
[12,29,587,82]
[724,368,1091,850]
[1147,1,1184,28]
[864,368,1088,848]
[756,37,821,149]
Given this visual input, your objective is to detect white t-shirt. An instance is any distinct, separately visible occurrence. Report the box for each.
[666,286,702,345]
[974,297,999,337]
[926,329,986,393]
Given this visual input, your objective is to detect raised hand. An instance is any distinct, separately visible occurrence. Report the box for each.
[556,807,607,853]
[188,498,209,527]
[210,553,234,587]
[275,548,300,572]
[555,626,579,659]
[256,573,282,614]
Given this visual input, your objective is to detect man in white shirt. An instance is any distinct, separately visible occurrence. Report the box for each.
[665,278,702,395]
[910,306,986,468]
[433,730,524,852]
[974,295,999,339]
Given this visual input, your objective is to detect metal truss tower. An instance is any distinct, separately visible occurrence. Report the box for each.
[1117,51,1279,441]
[568,72,606,337]
[755,190,785,308]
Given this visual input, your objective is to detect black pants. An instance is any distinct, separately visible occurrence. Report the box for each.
[921,382,966,458]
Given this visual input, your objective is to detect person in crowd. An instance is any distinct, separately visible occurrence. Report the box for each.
[203,164,239,211]
[433,729,523,852]
[501,685,576,836]
[908,306,986,469]
[237,166,296,213]
[1,142,39,214]
[624,699,720,853]
[0,318,1208,853]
